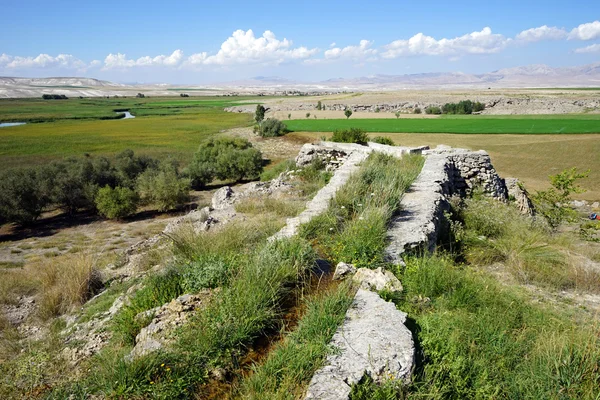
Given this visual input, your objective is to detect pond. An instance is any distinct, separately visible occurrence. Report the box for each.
[120,111,135,119]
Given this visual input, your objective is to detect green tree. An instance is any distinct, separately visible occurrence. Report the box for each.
[258,118,288,137]
[288,113,291,120]
[0,167,51,225]
[255,105,266,124]
[95,186,138,219]
[414,107,422,114]
[331,128,369,145]
[137,161,191,212]
[344,108,353,119]
[306,112,311,119]
[187,138,263,188]
[395,111,401,119]
[316,100,322,110]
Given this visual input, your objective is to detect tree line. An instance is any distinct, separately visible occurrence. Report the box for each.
[0,139,264,225]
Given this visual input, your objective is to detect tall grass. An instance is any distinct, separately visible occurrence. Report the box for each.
[458,197,600,292]
[235,282,354,399]
[393,255,600,399]
[300,152,424,268]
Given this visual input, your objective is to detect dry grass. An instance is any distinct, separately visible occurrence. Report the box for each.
[36,253,103,319]
[235,196,305,218]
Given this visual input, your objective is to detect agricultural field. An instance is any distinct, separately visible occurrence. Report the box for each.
[0,97,256,168]
[285,114,600,134]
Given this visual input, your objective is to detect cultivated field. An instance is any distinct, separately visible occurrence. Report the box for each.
[285,114,600,134]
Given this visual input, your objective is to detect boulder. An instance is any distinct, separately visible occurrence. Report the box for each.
[505,178,535,215]
[352,267,403,293]
[333,262,356,280]
[212,186,235,209]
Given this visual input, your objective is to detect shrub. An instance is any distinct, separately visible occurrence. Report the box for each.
[395,111,401,119]
[181,254,233,292]
[187,137,263,187]
[371,136,395,145]
[95,186,139,219]
[306,112,311,119]
[532,167,589,228]
[344,108,353,119]
[331,128,369,145]
[413,107,422,114]
[316,100,322,110]
[425,106,442,114]
[42,94,68,100]
[257,118,288,137]
[137,161,191,212]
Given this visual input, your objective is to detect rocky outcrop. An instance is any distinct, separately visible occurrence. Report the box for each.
[127,292,213,361]
[305,289,414,400]
[352,267,403,293]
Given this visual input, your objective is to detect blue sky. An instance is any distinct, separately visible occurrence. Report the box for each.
[1,0,599,83]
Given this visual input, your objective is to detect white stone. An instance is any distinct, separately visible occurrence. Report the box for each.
[352,267,403,293]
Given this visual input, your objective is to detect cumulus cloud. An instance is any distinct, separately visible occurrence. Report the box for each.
[568,20,600,40]
[198,29,318,66]
[516,25,567,42]
[382,27,509,58]
[574,43,600,53]
[324,40,377,60]
[0,53,86,69]
[103,50,184,69]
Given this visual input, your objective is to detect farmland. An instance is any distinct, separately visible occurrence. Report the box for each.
[285,114,600,134]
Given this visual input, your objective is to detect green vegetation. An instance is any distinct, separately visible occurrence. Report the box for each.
[425,105,442,114]
[186,137,263,188]
[393,254,600,399]
[345,108,353,119]
[235,283,354,399]
[330,127,370,145]
[442,99,485,114]
[256,118,288,137]
[0,97,255,169]
[42,94,68,100]
[136,160,191,212]
[371,136,395,145]
[286,114,600,134]
[254,104,266,124]
[300,153,424,268]
[95,186,139,219]
[532,167,590,228]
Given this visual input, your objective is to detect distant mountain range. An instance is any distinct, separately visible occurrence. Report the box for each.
[1,63,599,98]
[229,63,600,89]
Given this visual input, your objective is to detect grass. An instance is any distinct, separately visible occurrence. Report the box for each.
[285,114,600,134]
[235,197,305,218]
[234,282,354,399]
[289,131,600,199]
[392,255,600,399]
[457,196,600,292]
[300,153,424,268]
[0,97,255,169]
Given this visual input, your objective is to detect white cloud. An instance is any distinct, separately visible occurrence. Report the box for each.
[103,50,185,69]
[516,25,567,42]
[574,43,600,53]
[199,29,318,66]
[569,20,600,40]
[324,40,377,60]
[382,27,509,58]
[0,53,86,69]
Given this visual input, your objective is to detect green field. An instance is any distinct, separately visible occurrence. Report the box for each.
[0,97,255,168]
[286,114,600,134]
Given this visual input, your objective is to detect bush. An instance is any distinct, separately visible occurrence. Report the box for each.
[42,94,68,100]
[371,136,394,145]
[257,118,288,137]
[344,108,353,119]
[95,186,139,219]
[255,104,265,124]
[331,128,370,145]
[441,100,485,115]
[114,149,158,188]
[137,161,191,212]
[425,106,442,114]
[413,107,422,114]
[187,138,263,187]
[0,167,51,225]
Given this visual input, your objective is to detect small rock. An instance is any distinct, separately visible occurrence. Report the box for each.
[333,262,356,280]
[212,186,235,209]
[353,267,403,293]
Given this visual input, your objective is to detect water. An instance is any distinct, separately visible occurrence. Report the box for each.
[0,122,26,128]
[120,111,135,119]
